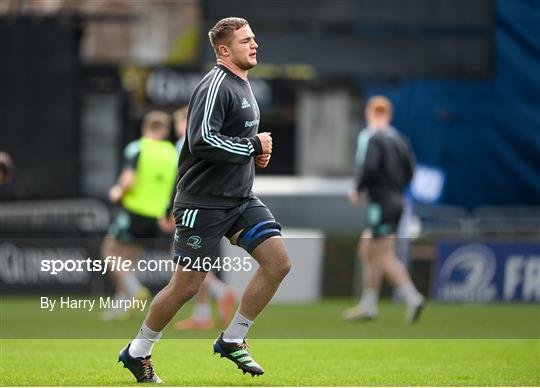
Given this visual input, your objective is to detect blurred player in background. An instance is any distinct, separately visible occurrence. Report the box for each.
[172,106,237,331]
[119,17,291,382]
[0,152,13,185]
[101,111,178,321]
[344,96,424,323]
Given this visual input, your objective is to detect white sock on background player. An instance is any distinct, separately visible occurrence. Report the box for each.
[209,277,229,299]
[193,303,212,321]
[120,273,143,297]
[359,288,379,315]
[398,282,423,306]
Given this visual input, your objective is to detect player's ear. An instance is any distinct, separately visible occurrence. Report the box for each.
[218,44,230,57]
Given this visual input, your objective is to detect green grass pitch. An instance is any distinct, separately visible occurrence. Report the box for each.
[1,297,539,386]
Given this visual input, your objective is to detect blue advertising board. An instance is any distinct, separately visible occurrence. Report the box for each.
[436,242,540,302]
[407,164,445,204]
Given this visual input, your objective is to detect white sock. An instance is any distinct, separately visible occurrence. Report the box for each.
[129,322,162,358]
[113,290,127,301]
[398,282,423,305]
[120,273,142,297]
[193,303,212,321]
[208,277,228,299]
[222,311,253,343]
[359,289,379,313]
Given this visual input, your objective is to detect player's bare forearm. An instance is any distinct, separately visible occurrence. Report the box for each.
[108,169,136,203]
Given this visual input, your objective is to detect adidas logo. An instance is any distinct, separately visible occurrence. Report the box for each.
[241,97,251,109]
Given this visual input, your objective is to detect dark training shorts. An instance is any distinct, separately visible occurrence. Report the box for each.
[367,196,403,238]
[172,197,280,272]
[109,208,160,243]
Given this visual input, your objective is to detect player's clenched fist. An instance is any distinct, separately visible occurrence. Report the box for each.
[108,184,123,203]
[255,153,271,169]
[256,132,272,154]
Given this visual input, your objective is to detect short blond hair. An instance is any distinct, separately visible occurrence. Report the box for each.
[366,96,393,118]
[208,17,249,57]
[142,110,170,133]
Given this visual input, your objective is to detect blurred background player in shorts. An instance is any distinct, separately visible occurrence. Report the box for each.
[101,111,178,321]
[344,96,425,323]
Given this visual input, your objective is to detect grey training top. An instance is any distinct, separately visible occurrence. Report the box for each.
[174,65,263,209]
[354,126,415,202]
